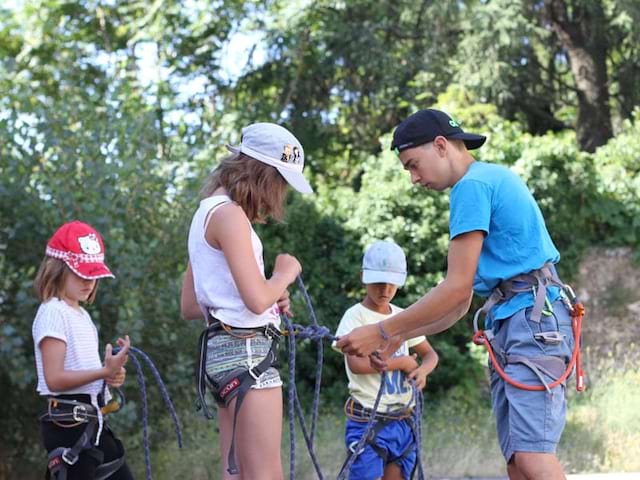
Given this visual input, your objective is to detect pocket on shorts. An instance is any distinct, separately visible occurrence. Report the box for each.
[523,300,574,362]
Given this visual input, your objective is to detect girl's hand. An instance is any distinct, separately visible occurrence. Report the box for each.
[274,254,302,285]
[116,337,130,365]
[104,335,130,376]
[106,367,126,388]
[277,289,293,317]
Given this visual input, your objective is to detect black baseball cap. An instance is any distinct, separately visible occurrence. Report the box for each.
[391,109,486,152]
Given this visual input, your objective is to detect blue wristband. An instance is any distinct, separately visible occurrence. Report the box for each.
[378,323,390,342]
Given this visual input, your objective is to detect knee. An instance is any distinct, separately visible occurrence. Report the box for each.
[512,452,563,480]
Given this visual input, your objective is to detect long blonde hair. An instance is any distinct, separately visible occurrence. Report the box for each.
[33,257,98,303]
[201,153,289,223]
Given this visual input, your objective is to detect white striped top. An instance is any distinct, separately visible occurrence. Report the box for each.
[32,297,111,402]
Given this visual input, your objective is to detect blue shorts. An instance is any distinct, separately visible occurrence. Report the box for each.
[344,417,417,480]
[490,299,575,461]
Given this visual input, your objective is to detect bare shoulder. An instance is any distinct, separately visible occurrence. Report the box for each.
[208,201,250,233]
[210,200,246,222]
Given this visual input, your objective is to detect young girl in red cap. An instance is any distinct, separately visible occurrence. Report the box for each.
[32,220,133,479]
[181,122,313,479]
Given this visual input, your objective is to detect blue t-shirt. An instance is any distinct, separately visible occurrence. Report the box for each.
[449,162,560,326]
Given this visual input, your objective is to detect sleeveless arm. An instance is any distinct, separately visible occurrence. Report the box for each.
[180,261,203,320]
[209,203,292,314]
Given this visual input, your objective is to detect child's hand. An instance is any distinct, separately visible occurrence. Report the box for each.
[407,365,429,390]
[104,335,130,376]
[106,367,126,388]
[277,289,293,317]
[369,352,387,372]
[274,254,302,284]
[402,354,419,374]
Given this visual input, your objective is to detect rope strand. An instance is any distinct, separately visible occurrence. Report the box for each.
[113,346,183,480]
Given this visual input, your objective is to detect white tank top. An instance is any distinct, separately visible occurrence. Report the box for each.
[187,195,280,328]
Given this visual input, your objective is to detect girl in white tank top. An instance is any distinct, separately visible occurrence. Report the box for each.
[181,122,313,479]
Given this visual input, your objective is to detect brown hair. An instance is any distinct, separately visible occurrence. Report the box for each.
[201,153,289,223]
[448,139,468,151]
[34,257,99,304]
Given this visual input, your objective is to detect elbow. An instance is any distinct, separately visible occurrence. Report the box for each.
[44,374,62,392]
[180,303,192,320]
[449,284,473,314]
[180,302,200,321]
[245,298,272,315]
[242,287,276,315]
[432,350,440,368]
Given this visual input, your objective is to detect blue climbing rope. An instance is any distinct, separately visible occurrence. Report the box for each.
[279,275,339,480]
[337,374,386,480]
[281,312,333,480]
[296,275,325,445]
[336,377,426,480]
[113,345,183,480]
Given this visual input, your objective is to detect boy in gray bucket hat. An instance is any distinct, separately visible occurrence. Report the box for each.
[333,240,438,480]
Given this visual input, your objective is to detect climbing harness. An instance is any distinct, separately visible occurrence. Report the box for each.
[337,378,425,480]
[472,263,586,393]
[41,395,126,480]
[196,275,338,479]
[196,317,282,475]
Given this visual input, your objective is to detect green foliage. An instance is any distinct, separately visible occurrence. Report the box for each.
[2,1,640,477]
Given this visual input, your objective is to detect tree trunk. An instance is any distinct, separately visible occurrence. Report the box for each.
[543,0,612,152]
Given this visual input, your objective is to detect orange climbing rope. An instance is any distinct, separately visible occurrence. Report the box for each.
[473,302,586,392]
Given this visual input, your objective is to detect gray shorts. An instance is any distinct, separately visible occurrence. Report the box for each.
[205,327,282,400]
[489,299,575,461]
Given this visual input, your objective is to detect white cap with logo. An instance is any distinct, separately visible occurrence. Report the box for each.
[362,240,407,287]
[226,122,313,194]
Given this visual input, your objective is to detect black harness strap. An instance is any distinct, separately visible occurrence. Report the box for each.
[196,323,219,419]
[42,398,125,480]
[225,338,279,474]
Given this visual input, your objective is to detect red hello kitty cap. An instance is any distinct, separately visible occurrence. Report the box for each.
[46,221,115,280]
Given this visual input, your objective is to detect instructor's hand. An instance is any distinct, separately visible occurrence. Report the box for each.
[336,324,389,357]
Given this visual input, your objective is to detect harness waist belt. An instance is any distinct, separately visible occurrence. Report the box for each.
[344,397,413,422]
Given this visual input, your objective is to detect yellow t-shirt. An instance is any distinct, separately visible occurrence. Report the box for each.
[333,303,426,411]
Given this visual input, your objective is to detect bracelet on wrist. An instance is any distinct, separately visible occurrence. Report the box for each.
[378,322,390,342]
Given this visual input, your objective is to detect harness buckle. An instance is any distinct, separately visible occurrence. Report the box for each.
[61,448,80,465]
[264,323,282,340]
[72,405,89,422]
[348,440,363,455]
[533,331,565,345]
[248,367,261,381]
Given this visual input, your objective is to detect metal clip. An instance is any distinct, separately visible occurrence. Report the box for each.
[72,405,88,422]
[264,323,283,340]
[533,331,565,345]
[61,448,80,465]
[348,440,364,455]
